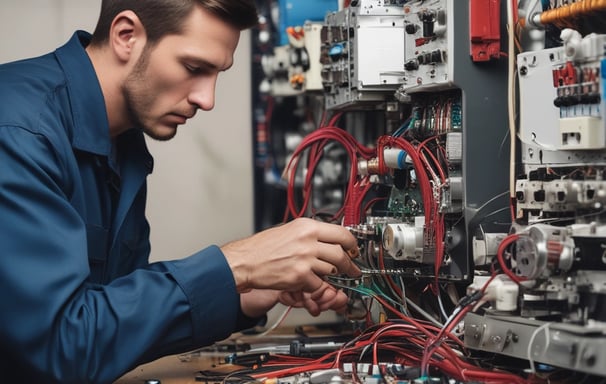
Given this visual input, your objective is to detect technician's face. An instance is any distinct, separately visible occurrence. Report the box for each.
[122,6,240,141]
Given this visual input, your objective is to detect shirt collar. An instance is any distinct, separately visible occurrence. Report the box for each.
[54,31,111,156]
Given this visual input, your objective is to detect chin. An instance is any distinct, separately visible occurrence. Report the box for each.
[143,125,178,142]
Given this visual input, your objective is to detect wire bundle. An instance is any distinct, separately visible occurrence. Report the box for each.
[277,110,532,382]
[224,281,532,384]
[282,125,375,223]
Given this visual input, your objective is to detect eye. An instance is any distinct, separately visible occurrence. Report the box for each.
[184,64,202,74]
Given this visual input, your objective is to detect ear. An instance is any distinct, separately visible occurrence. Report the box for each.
[108,10,147,64]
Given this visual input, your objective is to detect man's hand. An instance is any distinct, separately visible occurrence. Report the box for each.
[221,218,361,294]
[277,282,349,316]
[240,283,349,319]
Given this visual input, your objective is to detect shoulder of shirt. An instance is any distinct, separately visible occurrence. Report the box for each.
[0,53,73,142]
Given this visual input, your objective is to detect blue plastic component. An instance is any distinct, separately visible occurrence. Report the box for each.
[328,43,345,60]
[277,0,338,46]
[397,150,407,169]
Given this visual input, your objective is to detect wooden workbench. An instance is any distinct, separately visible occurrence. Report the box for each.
[115,325,347,383]
[115,353,234,384]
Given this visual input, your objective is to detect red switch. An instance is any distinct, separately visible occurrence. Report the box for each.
[470,0,501,62]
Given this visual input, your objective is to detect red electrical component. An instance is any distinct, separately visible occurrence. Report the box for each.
[552,61,578,87]
[470,0,501,62]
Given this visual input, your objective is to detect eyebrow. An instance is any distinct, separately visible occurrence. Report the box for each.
[183,56,233,72]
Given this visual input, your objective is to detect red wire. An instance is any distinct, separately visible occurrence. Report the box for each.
[497,233,527,284]
[418,136,447,182]
[362,196,387,218]
[328,111,344,127]
[387,135,446,289]
[417,136,448,287]
[252,317,529,383]
[344,178,373,226]
[510,196,517,222]
[283,126,375,222]
[512,0,519,25]
[379,136,432,224]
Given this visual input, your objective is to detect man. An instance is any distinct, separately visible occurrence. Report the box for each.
[0,0,361,383]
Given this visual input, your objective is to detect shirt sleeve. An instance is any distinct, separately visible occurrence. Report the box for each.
[0,125,257,383]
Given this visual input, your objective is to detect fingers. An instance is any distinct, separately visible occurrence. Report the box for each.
[279,285,349,317]
[316,242,361,278]
[306,287,348,316]
[343,245,361,259]
[318,289,348,314]
[294,220,362,292]
[309,281,333,300]
[310,256,339,278]
[311,219,359,253]
[300,219,361,277]
[278,291,304,307]
[279,292,323,317]
[300,268,327,293]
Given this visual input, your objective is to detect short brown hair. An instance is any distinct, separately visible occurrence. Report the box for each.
[89,0,258,46]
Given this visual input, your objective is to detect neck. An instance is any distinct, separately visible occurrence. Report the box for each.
[86,45,132,138]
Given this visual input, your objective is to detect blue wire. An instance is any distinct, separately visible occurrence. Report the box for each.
[392,117,413,137]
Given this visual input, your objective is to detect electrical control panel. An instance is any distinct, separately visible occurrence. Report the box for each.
[248,0,606,382]
[464,24,606,379]
[399,0,452,92]
[321,0,407,109]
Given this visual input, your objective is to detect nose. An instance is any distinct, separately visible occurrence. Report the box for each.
[188,76,217,111]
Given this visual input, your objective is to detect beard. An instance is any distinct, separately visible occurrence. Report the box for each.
[121,46,177,142]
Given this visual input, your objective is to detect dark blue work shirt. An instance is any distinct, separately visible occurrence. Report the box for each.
[0,31,254,383]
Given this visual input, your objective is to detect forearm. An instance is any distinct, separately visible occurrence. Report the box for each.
[0,246,244,384]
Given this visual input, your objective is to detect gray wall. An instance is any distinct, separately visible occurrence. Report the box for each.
[0,0,254,262]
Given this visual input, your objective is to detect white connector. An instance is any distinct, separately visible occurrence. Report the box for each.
[467,274,519,312]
